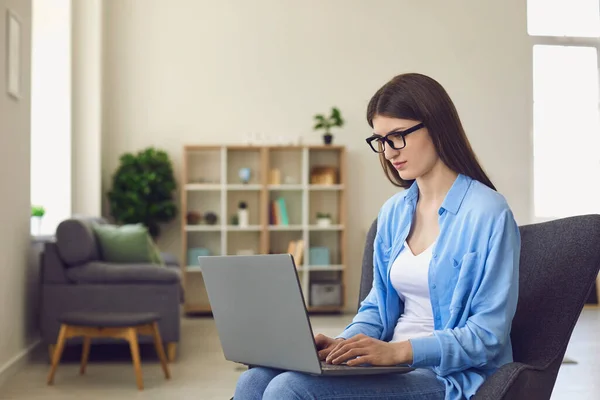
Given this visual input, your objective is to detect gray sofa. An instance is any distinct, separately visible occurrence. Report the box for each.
[39,217,182,361]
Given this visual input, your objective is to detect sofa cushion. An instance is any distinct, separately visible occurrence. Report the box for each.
[91,223,160,264]
[55,218,102,266]
[66,262,180,284]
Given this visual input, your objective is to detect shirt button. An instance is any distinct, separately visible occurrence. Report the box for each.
[432,253,437,259]
[432,284,437,289]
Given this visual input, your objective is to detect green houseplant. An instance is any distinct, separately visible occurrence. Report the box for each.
[313,107,345,145]
[107,147,177,238]
[31,205,45,235]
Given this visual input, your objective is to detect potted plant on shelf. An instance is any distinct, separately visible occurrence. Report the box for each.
[107,147,177,238]
[313,107,344,145]
[31,205,45,235]
[316,212,332,227]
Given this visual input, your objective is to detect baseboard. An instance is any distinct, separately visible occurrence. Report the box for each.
[0,339,41,390]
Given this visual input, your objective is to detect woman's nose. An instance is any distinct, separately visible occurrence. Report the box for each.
[384,144,399,160]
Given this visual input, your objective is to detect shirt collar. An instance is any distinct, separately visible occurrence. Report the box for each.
[405,173,472,215]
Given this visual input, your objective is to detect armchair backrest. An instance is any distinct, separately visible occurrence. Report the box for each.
[358,215,600,395]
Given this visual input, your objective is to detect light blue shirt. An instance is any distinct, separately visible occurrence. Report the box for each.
[338,174,521,400]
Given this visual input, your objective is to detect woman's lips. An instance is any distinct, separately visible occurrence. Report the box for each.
[392,161,407,169]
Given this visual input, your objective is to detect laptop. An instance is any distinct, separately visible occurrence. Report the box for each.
[198,254,414,376]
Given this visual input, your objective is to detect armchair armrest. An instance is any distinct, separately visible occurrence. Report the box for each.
[473,361,555,400]
[65,261,180,285]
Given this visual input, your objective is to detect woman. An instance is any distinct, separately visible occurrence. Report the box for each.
[234,73,520,400]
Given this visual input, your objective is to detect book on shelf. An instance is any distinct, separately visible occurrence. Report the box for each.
[269,197,289,225]
[287,239,304,266]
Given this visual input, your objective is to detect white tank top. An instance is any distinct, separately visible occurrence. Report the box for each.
[389,240,435,343]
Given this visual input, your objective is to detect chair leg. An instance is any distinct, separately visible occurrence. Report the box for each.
[167,342,177,363]
[127,328,144,390]
[80,336,91,375]
[47,325,69,385]
[47,345,55,363]
[150,323,171,379]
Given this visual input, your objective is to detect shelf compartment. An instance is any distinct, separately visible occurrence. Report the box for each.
[268,148,303,185]
[308,231,341,265]
[227,230,261,256]
[268,231,304,257]
[227,148,262,185]
[186,231,222,265]
[268,190,303,226]
[227,190,261,226]
[309,190,341,226]
[186,190,222,226]
[186,148,222,185]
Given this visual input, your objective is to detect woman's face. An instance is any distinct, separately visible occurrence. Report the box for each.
[372,115,439,181]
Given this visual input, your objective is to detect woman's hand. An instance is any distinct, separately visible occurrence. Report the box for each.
[314,334,345,361]
[325,334,414,367]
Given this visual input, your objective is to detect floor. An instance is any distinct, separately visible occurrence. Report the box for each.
[0,309,598,399]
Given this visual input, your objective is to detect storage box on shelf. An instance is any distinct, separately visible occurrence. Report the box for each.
[181,145,347,314]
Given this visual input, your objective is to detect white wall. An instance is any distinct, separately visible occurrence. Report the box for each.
[0,0,34,380]
[102,0,532,311]
[72,0,102,217]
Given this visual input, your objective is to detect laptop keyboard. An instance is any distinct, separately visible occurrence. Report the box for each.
[320,361,354,370]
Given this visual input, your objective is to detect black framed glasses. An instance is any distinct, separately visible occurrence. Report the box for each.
[365,122,425,153]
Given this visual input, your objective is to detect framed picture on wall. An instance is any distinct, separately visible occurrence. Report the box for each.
[6,8,22,100]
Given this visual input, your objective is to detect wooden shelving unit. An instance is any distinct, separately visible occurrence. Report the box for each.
[180,145,347,314]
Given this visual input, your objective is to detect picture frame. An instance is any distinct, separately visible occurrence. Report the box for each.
[6,8,22,100]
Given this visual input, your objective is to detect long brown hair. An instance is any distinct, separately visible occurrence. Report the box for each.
[367,73,496,191]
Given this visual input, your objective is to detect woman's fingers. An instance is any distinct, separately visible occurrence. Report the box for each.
[327,339,368,363]
[318,347,333,360]
[331,347,367,364]
[347,355,372,367]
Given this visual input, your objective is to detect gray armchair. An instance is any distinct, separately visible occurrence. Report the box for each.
[39,217,182,361]
[359,215,600,399]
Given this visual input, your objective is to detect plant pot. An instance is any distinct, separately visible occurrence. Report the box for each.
[30,216,42,235]
[323,134,333,145]
[316,218,331,227]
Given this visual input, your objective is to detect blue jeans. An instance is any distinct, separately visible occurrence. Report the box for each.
[234,367,446,400]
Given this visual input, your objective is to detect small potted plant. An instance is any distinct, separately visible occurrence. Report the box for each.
[31,205,45,235]
[316,212,332,227]
[313,107,344,145]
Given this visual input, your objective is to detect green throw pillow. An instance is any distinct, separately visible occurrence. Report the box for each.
[91,223,164,265]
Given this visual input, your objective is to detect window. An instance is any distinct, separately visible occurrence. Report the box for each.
[30,0,72,235]
[529,0,600,220]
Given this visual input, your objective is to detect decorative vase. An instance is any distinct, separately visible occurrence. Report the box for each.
[323,133,333,145]
[238,201,249,228]
[239,167,251,184]
[186,211,202,225]
[204,212,218,225]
